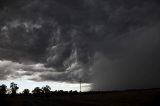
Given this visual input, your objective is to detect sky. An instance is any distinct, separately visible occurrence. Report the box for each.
[0,0,160,92]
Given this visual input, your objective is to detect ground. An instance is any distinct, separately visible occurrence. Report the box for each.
[0,89,160,106]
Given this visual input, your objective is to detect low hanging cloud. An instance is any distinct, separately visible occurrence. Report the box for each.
[0,0,160,90]
[0,60,55,80]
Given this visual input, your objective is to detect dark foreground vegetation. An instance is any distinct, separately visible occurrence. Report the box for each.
[0,83,160,106]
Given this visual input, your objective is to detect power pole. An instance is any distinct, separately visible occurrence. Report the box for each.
[80,79,81,92]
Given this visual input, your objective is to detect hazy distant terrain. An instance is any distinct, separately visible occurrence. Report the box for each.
[1,89,160,106]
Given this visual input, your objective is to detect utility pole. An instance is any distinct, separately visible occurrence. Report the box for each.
[80,79,81,92]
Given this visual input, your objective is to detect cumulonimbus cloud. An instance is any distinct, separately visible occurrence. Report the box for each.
[0,0,160,90]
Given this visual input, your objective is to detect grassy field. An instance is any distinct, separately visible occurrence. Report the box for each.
[0,89,160,106]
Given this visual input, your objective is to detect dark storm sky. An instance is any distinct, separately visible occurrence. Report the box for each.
[0,0,160,91]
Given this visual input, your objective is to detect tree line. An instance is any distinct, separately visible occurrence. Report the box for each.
[0,82,79,95]
[0,82,53,95]
[0,82,19,95]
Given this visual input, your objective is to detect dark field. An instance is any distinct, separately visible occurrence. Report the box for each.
[1,89,160,106]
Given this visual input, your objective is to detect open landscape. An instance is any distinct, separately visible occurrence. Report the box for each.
[1,89,160,106]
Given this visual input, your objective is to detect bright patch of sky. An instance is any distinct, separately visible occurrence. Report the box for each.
[0,79,91,93]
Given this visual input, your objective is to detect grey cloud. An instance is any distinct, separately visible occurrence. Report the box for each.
[0,60,55,80]
[0,0,160,90]
[91,23,160,90]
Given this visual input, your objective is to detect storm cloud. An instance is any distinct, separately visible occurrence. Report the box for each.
[0,0,160,90]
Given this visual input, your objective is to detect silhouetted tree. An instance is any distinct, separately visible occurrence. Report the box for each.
[32,87,43,94]
[42,85,51,93]
[10,82,19,94]
[0,84,7,94]
[23,89,30,95]
[69,90,73,93]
